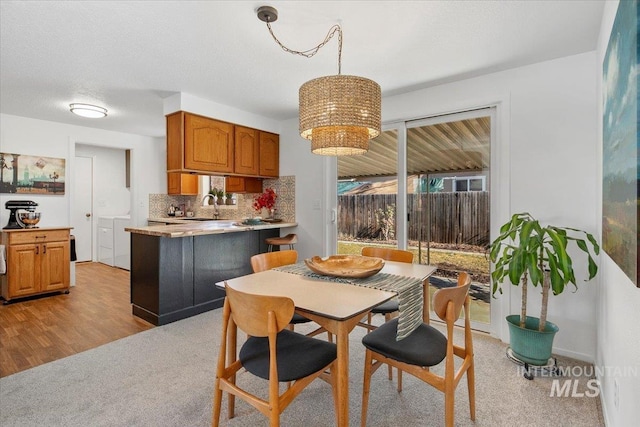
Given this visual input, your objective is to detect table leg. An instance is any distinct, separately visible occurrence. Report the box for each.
[335,321,350,427]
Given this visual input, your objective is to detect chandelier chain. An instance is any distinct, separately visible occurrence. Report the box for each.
[266,22,343,74]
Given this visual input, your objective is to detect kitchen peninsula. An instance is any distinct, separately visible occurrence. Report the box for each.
[126,220,296,325]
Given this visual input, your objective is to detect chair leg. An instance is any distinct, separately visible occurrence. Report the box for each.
[467,360,476,421]
[444,383,455,427]
[366,312,373,334]
[330,363,339,427]
[361,350,373,427]
[397,369,403,392]
[385,313,393,381]
[212,379,223,427]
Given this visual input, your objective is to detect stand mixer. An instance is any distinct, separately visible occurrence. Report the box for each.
[4,200,40,229]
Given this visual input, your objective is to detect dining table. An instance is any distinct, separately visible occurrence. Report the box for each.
[218,259,437,427]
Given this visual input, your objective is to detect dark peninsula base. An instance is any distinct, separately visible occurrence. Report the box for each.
[130,228,278,325]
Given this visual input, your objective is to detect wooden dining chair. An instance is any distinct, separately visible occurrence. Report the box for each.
[359,247,414,384]
[212,285,338,427]
[360,272,475,427]
[360,247,414,331]
[250,250,331,341]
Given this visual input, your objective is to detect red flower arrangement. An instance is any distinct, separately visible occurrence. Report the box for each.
[253,187,277,212]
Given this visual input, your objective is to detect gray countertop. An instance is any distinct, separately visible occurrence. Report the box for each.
[126,217,297,238]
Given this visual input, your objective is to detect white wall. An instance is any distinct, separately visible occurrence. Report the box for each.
[0,113,165,231]
[281,51,600,361]
[595,1,640,425]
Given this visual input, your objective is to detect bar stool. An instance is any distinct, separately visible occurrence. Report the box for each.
[266,233,297,252]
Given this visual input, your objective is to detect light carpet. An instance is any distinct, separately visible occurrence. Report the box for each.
[0,309,604,426]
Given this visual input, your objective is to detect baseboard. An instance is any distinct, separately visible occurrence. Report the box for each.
[551,346,594,364]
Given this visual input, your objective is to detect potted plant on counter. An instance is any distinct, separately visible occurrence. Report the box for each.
[253,187,277,218]
[489,212,599,370]
[211,187,225,205]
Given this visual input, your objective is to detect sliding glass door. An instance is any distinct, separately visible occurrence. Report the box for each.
[336,108,493,331]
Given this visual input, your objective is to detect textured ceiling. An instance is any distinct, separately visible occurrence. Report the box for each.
[0,1,605,138]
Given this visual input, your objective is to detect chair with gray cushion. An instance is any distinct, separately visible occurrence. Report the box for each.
[360,272,475,427]
[212,285,338,426]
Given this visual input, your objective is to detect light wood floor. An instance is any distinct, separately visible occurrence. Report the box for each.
[0,262,154,378]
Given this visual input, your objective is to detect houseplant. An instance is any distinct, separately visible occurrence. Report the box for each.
[211,187,225,205]
[253,187,277,218]
[489,212,599,365]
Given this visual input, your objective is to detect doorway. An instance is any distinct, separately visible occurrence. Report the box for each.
[73,156,93,262]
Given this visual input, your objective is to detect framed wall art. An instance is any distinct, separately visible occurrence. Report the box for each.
[0,153,66,195]
[602,0,639,287]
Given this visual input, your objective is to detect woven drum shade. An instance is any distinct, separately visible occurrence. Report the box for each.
[299,75,381,156]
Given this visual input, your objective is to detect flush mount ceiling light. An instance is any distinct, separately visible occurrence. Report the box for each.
[69,103,108,118]
[257,5,381,156]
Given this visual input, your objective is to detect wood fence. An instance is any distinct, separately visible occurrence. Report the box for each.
[338,192,489,246]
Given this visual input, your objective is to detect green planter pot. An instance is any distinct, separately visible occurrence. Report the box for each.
[506,315,559,366]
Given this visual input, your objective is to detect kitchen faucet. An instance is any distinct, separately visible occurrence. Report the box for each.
[201,194,219,219]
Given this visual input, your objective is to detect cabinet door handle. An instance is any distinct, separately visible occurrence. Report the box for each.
[35,246,39,255]
[43,245,46,254]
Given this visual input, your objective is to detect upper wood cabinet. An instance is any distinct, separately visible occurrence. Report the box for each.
[259,131,279,177]
[167,111,234,174]
[234,126,259,176]
[167,172,198,195]
[225,176,262,193]
[166,111,279,178]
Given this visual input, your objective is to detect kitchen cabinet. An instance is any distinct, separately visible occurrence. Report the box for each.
[225,176,262,193]
[166,111,279,178]
[1,228,71,302]
[130,228,279,325]
[167,111,235,174]
[234,126,259,175]
[259,131,279,177]
[167,172,198,195]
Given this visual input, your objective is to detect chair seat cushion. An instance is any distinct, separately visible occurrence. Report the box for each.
[371,299,399,314]
[362,318,447,367]
[240,329,337,382]
[290,312,312,324]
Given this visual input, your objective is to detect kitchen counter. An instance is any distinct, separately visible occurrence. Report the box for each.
[128,218,297,238]
[128,218,296,326]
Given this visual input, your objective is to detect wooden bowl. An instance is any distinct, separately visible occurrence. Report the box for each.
[304,255,385,278]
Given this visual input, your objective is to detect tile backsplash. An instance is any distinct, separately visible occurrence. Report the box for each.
[148,176,295,223]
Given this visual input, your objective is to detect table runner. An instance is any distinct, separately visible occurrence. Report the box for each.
[274,262,423,340]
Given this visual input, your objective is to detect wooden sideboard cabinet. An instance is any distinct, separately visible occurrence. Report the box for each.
[1,228,71,303]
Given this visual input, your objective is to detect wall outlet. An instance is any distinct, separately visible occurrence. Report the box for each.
[312,199,321,210]
[139,200,145,208]
[613,378,619,409]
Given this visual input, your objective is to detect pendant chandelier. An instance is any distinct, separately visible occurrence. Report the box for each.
[257,6,381,156]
